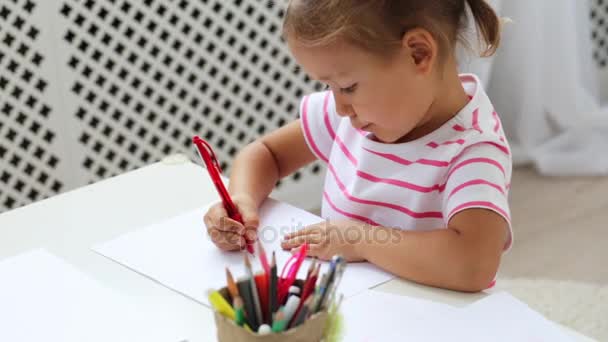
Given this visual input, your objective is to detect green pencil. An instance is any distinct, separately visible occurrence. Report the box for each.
[234,296,246,326]
[271,309,288,333]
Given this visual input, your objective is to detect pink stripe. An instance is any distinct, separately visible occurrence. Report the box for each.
[485,141,510,155]
[427,139,466,149]
[492,111,500,133]
[321,93,359,166]
[323,92,336,139]
[335,136,359,165]
[493,112,508,143]
[417,158,451,167]
[472,108,483,134]
[363,148,450,167]
[357,169,446,193]
[301,95,328,163]
[448,179,505,200]
[448,201,511,222]
[328,163,443,219]
[447,157,506,179]
[453,124,466,132]
[455,141,511,157]
[323,191,380,226]
[364,148,412,166]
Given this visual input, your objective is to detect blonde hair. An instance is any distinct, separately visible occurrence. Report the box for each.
[283,0,501,60]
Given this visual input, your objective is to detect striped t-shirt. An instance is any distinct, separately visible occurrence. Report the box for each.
[300,74,513,250]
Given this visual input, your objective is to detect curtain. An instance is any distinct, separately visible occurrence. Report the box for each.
[460,0,607,176]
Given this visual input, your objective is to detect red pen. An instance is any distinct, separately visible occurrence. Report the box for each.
[278,243,308,304]
[192,136,254,254]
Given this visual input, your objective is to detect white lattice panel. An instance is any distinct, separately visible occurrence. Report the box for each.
[592,0,608,67]
[591,0,608,101]
[0,0,325,213]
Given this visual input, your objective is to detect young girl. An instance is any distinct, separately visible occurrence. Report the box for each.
[204,0,512,292]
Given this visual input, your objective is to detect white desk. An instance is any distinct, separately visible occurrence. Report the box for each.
[0,159,595,341]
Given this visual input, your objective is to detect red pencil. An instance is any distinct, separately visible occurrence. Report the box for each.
[300,263,320,303]
[255,272,269,324]
[289,264,319,328]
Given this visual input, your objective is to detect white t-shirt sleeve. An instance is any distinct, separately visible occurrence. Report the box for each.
[299,91,341,163]
[442,142,513,250]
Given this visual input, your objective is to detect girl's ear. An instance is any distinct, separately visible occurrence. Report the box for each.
[401,28,437,74]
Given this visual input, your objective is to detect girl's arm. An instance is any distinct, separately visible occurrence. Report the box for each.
[357,208,508,292]
[205,120,315,251]
[228,119,317,206]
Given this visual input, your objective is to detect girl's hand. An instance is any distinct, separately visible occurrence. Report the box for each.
[280,220,368,262]
[203,195,260,251]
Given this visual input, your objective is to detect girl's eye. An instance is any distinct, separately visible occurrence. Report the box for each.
[340,83,358,94]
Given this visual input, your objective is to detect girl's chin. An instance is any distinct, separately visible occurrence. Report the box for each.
[374,131,413,144]
[360,126,407,144]
[367,132,394,144]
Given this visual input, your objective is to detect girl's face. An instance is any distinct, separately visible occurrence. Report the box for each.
[288,36,438,143]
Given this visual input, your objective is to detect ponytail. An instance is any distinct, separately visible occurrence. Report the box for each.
[466,0,501,57]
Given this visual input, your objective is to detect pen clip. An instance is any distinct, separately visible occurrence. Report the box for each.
[194,137,222,174]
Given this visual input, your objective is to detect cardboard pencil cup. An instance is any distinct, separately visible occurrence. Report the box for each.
[213,284,330,342]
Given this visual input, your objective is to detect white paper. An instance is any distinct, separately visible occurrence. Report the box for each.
[341,290,574,342]
[455,292,574,342]
[94,199,394,305]
[0,249,184,342]
[341,290,460,342]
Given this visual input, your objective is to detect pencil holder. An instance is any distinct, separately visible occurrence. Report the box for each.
[213,283,331,342]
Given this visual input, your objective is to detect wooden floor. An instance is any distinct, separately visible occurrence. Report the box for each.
[500,167,608,285]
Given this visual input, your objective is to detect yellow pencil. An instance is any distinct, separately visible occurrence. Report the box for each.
[208,290,236,320]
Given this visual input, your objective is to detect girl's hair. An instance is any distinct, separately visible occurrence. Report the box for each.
[283,0,501,60]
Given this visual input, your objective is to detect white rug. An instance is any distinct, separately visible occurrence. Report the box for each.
[497,278,608,341]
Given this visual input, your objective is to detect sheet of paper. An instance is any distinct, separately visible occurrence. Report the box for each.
[0,249,184,342]
[93,199,394,305]
[340,290,575,342]
[341,290,461,342]
[455,292,574,342]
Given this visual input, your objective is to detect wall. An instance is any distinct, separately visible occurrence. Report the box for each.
[0,0,326,213]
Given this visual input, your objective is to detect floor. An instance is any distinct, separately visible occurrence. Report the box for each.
[501,167,608,285]
[501,168,608,340]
